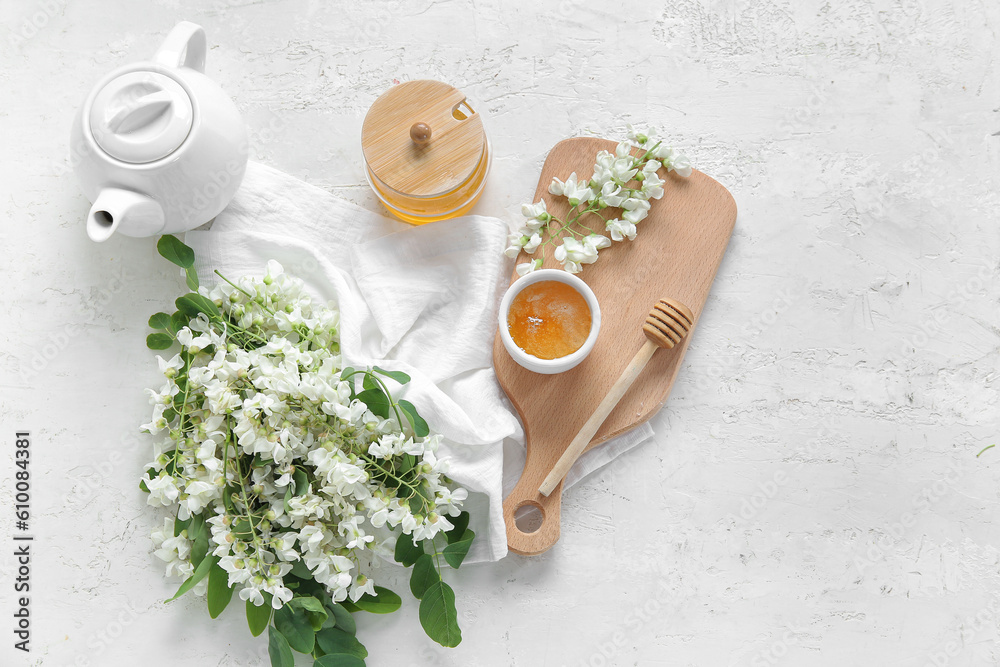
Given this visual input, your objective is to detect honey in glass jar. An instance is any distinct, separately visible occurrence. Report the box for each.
[361,80,491,225]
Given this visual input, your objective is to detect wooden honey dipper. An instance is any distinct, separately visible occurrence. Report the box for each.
[538,297,694,497]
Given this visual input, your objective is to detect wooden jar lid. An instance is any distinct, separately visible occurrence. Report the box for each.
[362,80,486,198]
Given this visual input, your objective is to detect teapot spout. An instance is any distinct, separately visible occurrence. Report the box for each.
[87,188,165,242]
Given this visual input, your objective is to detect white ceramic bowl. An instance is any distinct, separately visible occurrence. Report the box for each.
[498,269,601,374]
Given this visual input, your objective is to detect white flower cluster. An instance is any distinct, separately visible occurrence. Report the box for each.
[141,261,468,610]
[505,125,692,275]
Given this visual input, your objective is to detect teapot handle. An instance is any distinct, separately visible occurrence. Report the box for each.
[154,22,206,73]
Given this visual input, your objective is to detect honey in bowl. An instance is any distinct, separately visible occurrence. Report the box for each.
[507,281,592,359]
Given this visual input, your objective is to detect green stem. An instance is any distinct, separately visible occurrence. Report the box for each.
[169,354,194,471]
[214,269,277,317]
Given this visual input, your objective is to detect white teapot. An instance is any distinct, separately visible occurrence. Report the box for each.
[71,22,248,242]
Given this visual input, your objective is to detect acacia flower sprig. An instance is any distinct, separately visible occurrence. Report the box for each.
[505,125,692,275]
[141,235,475,666]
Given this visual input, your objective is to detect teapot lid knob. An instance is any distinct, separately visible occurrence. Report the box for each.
[88,71,194,164]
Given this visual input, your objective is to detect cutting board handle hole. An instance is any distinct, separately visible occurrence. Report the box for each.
[513,501,545,534]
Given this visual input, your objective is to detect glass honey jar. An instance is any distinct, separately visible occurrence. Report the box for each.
[361,80,491,224]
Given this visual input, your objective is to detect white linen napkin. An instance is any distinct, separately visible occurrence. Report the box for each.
[186,161,654,562]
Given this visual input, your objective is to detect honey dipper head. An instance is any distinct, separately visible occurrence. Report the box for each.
[642,298,694,349]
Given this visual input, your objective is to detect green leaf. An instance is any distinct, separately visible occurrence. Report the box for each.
[415,480,435,505]
[445,511,470,545]
[338,599,360,613]
[290,559,312,580]
[169,312,188,335]
[356,388,390,420]
[185,265,200,291]
[418,581,462,648]
[398,399,429,437]
[165,554,217,603]
[222,487,235,513]
[232,518,252,540]
[140,467,159,494]
[353,586,401,614]
[362,372,378,392]
[275,604,316,653]
[283,484,294,513]
[268,625,295,667]
[314,655,366,667]
[157,234,195,268]
[315,627,368,659]
[374,366,410,384]
[409,554,440,600]
[146,333,174,350]
[393,534,424,567]
[176,293,220,319]
[324,601,356,635]
[339,367,356,395]
[246,594,273,637]
[294,468,310,496]
[442,529,475,569]
[290,596,328,632]
[173,514,191,537]
[207,561,234,619]
[148,312,172,330]
[187,513,209,568]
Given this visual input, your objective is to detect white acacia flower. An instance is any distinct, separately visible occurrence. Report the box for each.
[671,153,693,178]
[349,574,376,602]
[549,172,594,207]
[554,238,596,274]
[157,354,184,378]
[627,125,657,145]
[598,182,627,208]
[145,473,180,507]
[523,233,543,254]
[504,233,526,259]
[651,145,693,177]
[606,218,637,242]
[622,198,651,224]
[521,200,549,222]
[515,259,542,276]
[583,234,612,255]
[141,404,168,435]
[641,171,666,199]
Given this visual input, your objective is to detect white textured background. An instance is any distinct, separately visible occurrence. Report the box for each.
[2,0,1000,665]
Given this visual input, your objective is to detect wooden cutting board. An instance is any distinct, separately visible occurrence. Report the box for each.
[495,137,737,555]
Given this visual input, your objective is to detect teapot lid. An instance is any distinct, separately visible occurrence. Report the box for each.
[89,70,194,164]
[361,80,486,198]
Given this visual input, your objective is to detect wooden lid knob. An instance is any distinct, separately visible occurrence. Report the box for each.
[409,122,432,146]
[642,298,693,349]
